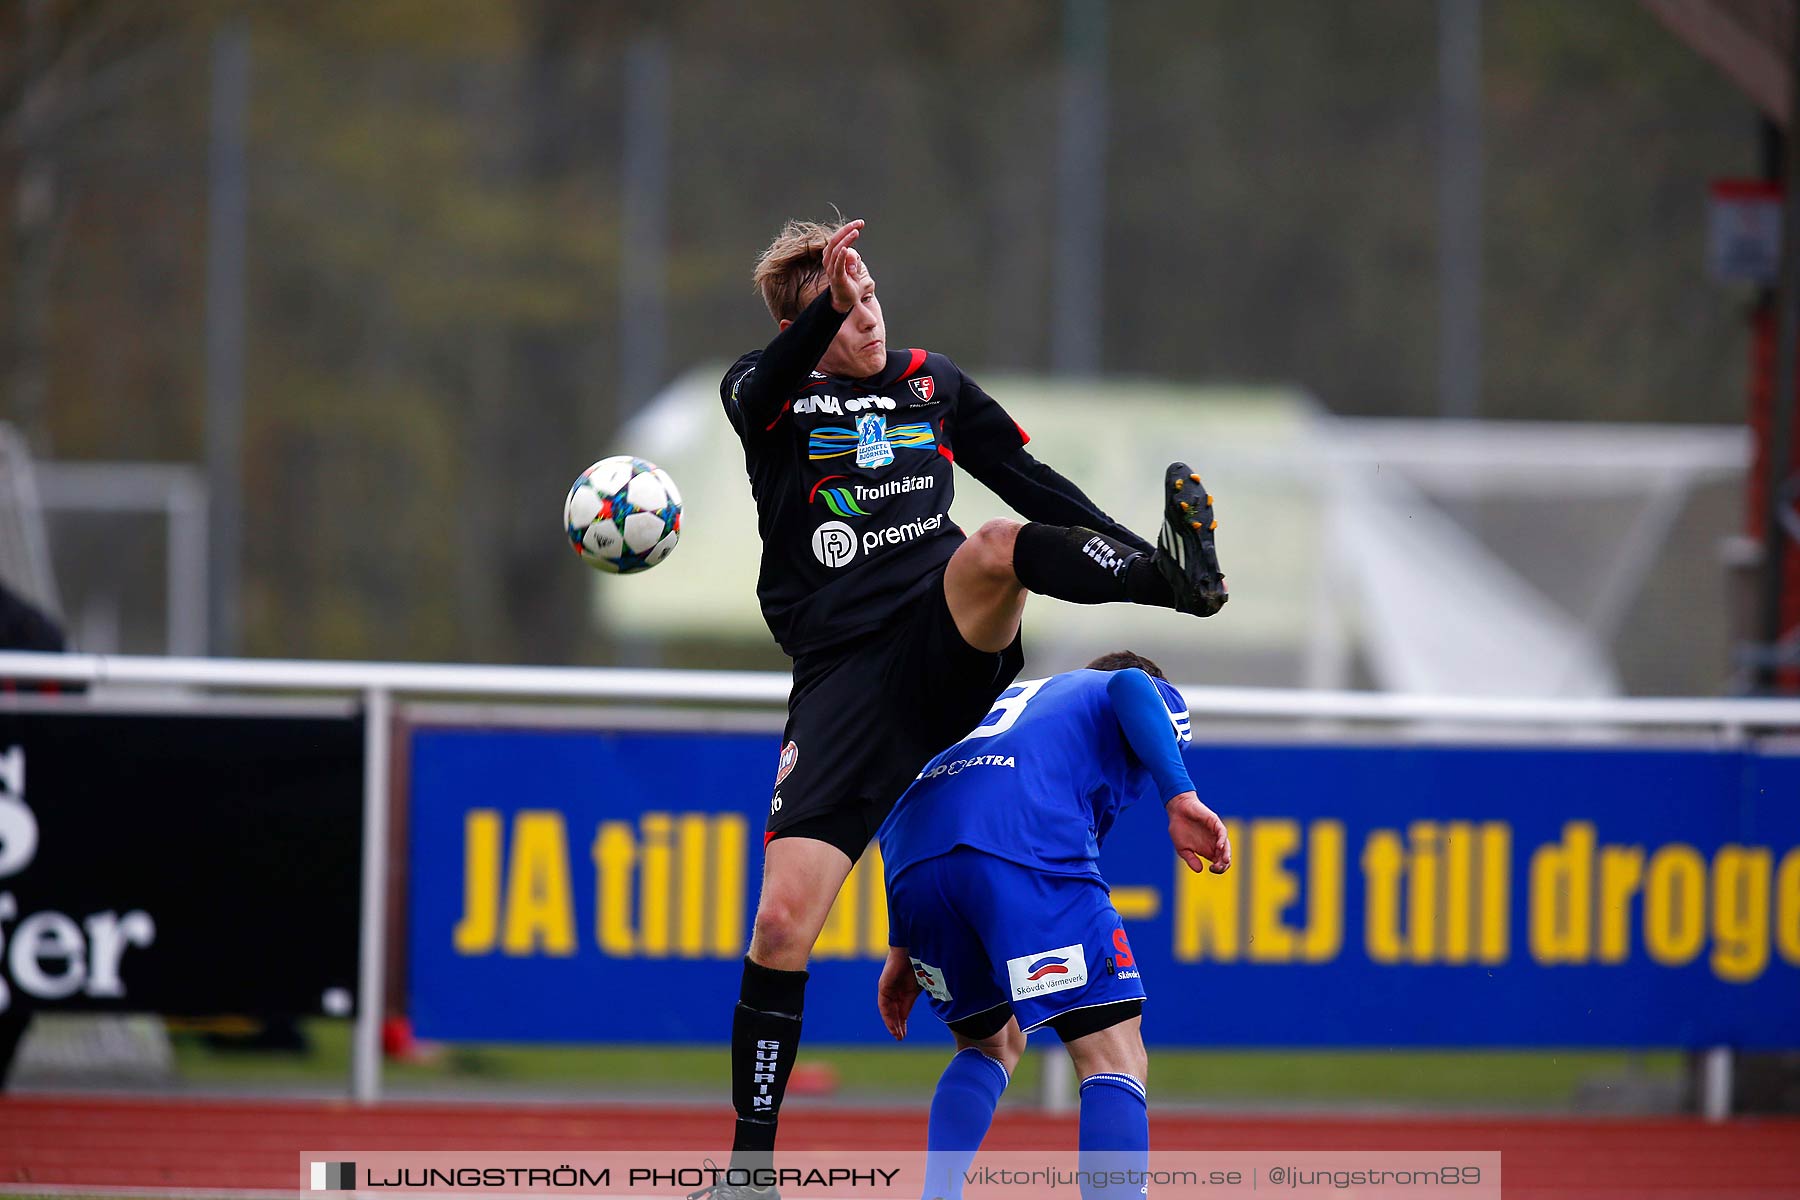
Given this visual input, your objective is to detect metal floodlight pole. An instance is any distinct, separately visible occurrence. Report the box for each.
[1051,0,1108,377]
[204,21,250,657]
[11,0,56,454]
[618,33,671,426]
[1759,31,1800,689]
[1438,0,1483,422]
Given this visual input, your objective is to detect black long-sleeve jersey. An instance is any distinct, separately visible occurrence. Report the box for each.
[723,290,1150,658]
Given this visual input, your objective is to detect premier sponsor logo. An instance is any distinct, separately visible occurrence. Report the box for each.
[812,521,858,568]
[1007,943,1088,1000]
[862,512,945,553]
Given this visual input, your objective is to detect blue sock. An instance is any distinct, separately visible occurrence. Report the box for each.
[923,1047,1009,1199]
[1078,1072,1148,1199]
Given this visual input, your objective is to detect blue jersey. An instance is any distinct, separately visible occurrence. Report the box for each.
[877,668,1193,886]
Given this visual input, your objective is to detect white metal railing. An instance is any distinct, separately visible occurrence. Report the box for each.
[6,649,1798,1116]
[10,651,1800,727]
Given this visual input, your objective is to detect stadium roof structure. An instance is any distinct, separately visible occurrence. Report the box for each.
[603,369,1746,697]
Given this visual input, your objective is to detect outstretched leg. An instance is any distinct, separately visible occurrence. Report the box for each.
[942,461,1227,651]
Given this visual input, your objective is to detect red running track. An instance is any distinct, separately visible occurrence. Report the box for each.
[2,1095,1798,1197]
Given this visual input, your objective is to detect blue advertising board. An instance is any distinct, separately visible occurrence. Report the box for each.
[408,727,1800,1048]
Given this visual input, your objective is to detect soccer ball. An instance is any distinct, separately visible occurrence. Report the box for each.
[564,455,682,574]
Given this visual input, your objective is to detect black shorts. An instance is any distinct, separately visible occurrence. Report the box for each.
[766,572,1024,861]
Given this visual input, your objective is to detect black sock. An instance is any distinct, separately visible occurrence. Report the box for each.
[730,956,809,1174]
[1013,523,1177,608]
[1127,553,1179,608]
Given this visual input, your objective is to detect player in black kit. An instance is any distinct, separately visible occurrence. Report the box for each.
[693,218,1225,1199]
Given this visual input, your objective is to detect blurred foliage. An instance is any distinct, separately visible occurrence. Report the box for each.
[0,0,1758,662]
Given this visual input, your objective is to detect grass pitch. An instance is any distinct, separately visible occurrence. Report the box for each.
[166,1018,1681,1109]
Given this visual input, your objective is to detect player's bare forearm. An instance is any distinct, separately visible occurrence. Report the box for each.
[965,447,1153,555]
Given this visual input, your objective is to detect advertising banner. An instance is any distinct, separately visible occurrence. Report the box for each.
[408,726,1800,1048]
[0,709,363,1018]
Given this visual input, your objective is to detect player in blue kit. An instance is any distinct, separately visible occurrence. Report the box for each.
[874,651,1231,1200]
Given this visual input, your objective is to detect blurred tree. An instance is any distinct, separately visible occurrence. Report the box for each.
[0,0,1758,665]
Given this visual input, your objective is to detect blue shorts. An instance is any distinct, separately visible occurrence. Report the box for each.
[885,846,1146,1034]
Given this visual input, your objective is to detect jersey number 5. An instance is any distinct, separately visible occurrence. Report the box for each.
[964,678,1047,741]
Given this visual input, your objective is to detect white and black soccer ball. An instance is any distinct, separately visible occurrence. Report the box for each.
[563,455,682,574]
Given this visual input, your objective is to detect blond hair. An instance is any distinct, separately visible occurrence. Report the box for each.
[752,219,837,322]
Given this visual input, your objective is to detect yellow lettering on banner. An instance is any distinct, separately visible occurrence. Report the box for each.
[1644,844,1706,966]
[1530,821,1594,964]
[640,813,673,956]
[453,809,502,955]
[593,812,752,959]
[862,842,890,956]
[500,811,575,956]
[1301,820,1345,962]
[1174,819,1240,961]
[1441,822,1474,964]
[1477,822,1511,963]
[1778,848,1800,968]
[1362,830,1405,964]
[711,815,747,956]
[1249,820,1300,962]
[1407,822,1440,964]
[1711,846,1771,983]
[593,821,637,956]
[1111,887,1161,919]
[799,845,890,959]
[676,814,709,957]
[814,852,865,958]
[1483,827,1512,964]
[1596,845,1644,964]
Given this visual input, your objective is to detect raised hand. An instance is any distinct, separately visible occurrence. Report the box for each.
[822,219,866,313]
[1167,791,1231,874]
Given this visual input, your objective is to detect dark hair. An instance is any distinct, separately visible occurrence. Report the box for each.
[1084,649,1166,679]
